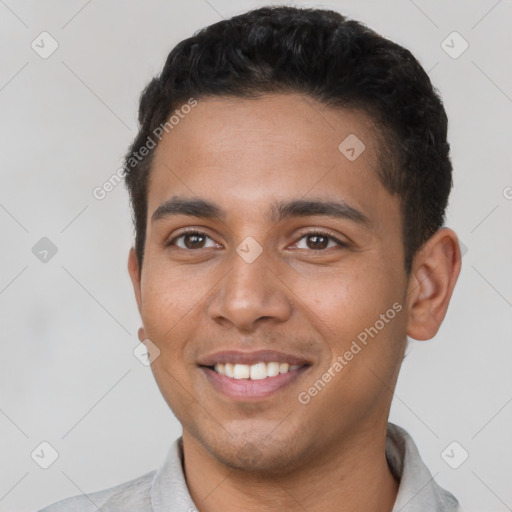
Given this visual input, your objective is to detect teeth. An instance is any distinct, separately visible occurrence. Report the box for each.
[250,363,267,380]
[212,361,303,379]
[233,363,250,379]
[267,362,280,377]
[224,363,234,378]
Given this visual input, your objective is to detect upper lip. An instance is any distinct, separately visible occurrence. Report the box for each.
[197,350,312,367]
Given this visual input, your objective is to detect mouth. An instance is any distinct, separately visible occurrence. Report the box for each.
[198,350,312,401]
[210,361,303,379]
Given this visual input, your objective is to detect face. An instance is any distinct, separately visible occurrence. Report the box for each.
[129,93,411,473]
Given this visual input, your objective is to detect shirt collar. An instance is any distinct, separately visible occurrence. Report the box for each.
[150,437,196,511]
[387,423,460,511]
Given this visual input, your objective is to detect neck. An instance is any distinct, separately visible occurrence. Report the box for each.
[182,422,399,512]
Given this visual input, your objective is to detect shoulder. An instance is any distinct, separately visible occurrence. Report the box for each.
[36,470,156,512]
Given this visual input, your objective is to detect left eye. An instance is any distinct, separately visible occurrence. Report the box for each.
[295,232,346,250]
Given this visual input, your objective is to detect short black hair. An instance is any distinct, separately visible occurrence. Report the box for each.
[124,5,452,275]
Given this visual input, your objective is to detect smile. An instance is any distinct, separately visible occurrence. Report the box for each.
[201,365,310,401]
[212,362,302,380]
[198,350,312,400]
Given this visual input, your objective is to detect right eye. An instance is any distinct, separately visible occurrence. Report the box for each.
[166,230,220,250]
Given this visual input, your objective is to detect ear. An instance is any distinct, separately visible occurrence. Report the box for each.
[128,248,148,342]
[405,227,462,341]
[128,247,143,317]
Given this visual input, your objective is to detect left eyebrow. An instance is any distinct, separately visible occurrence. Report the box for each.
[269,198,372,229]
[151,196,372,230]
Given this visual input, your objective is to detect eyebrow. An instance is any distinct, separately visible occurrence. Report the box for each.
[151,196,372,228]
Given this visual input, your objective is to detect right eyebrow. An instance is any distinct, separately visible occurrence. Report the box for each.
[151,197,225,223]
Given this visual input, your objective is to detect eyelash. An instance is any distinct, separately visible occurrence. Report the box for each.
[165,228,349,251]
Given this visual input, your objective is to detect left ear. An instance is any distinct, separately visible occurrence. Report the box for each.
[405,227,462,341]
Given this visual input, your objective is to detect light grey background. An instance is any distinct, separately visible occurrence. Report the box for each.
[1,1,511,511]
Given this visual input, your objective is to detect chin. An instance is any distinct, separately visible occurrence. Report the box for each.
[203,433,308,476]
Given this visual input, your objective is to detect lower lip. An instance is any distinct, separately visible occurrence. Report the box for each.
[201,366,309,401]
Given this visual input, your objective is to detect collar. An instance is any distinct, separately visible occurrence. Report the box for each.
[386,423,460,511]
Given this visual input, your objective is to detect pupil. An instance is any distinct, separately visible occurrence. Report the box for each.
[308,235,327,249]
[186,234,204,249]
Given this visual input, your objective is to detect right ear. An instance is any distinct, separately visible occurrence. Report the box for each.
[128,247,142,316]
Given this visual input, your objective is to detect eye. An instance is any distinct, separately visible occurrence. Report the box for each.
[294,231,348,251]
[165,229,349,252]
[167,230,219,250]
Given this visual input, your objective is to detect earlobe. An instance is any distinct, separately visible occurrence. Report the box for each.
[137,326,147,342]
[405,228,462,341]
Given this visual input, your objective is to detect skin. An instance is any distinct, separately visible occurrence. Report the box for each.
[128,93,461,512]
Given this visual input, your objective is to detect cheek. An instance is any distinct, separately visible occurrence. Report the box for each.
[293,263,406,384]
[149,359,204,433]
[140,261,206,332]
[297,317,405,433]
[139,279,196,371]
[291,260,399,335]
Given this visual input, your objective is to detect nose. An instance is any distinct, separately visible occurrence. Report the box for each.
[207,247,293,333]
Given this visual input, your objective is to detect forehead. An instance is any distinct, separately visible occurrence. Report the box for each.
[147,93,397,230]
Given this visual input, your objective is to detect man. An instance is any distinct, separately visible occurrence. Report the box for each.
[39,5,462,511]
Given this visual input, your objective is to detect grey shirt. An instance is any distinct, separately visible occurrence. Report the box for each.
[37,423,461,511]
